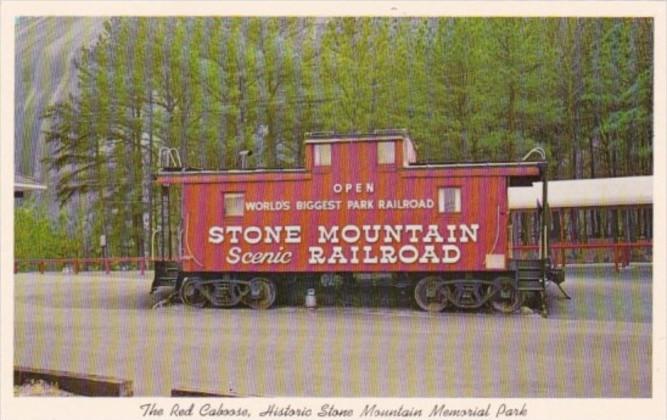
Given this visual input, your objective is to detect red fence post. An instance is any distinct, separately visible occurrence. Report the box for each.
[74,260,80,274]
[140,259,145,276]
[105,259,110,274]
[39,261,45,274]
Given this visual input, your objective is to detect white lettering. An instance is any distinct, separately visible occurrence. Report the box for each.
[362,225,381,243]
[418,245,440,263]
[227,247,292,265]
[264,226,283,243]
[423,225,445,243]
[398,245,419,263]
[208,226,224,244]
[245,201,290,211]
[442,245,461,263]
[243,226,262,244]
[404,225,423,243]
[349,246,360,263]
[226,226,242,244]
[327,246,348,264]
[446,225,458,243]
[459,224,479,243]
[296,200,341,211]
[384,225,403,243]
[210,224,478,246]
[347,200,374,210]
[226,246,241,264]
[341,225,361,243]
[318,226,340,244]
[284,226,302,243]
[379,246,397,263]
[363,246,378,263]
[308,247,325,264]
[333,183,374,194]
[209,224,477,267]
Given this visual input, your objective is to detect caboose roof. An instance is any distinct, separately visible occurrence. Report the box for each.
[156,129,543,184]
[304,129,410,144]
[156,162,542,185]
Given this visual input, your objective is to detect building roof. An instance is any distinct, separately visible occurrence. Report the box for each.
[508,176,653,209]
[15,174,47,192]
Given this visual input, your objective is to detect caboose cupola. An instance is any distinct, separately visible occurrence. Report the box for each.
[304,129,417,171]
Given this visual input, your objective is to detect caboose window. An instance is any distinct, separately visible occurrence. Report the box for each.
[224,193,245,217]
[438,187,461,213]
[377,141,395,164]
[314,144,331,166]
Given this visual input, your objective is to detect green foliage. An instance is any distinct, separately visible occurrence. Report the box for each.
[15,199,79,260]
[39,16,653,257]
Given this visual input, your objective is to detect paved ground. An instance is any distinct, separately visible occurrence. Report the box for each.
[14,265,652,397]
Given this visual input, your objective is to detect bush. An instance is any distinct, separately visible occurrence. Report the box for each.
[15,199,79,260]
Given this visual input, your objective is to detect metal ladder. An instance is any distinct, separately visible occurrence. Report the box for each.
[513,259,546,292]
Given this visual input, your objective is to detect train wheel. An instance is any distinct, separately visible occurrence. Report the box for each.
[490,277,524,314]
[414,276,449,312]
[179,277,207,308]
[242,277,276,310]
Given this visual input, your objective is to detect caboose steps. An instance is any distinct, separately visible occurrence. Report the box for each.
[511,258,546,291]
[517,279,543,287]
[517,281,544,292]
[510,258,545,271]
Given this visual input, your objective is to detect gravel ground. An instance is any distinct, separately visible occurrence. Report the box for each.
[14,265,652,397]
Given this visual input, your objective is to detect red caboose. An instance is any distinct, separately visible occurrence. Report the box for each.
[152,130,562,313]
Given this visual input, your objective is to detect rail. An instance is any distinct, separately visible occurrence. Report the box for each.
[513,240,652,271]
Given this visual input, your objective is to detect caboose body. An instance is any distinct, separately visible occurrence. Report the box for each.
[153,131,562,313]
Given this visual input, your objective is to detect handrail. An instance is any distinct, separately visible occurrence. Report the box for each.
[521,147,546,161]
[151,228,161,260]
[158,147,182,169]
